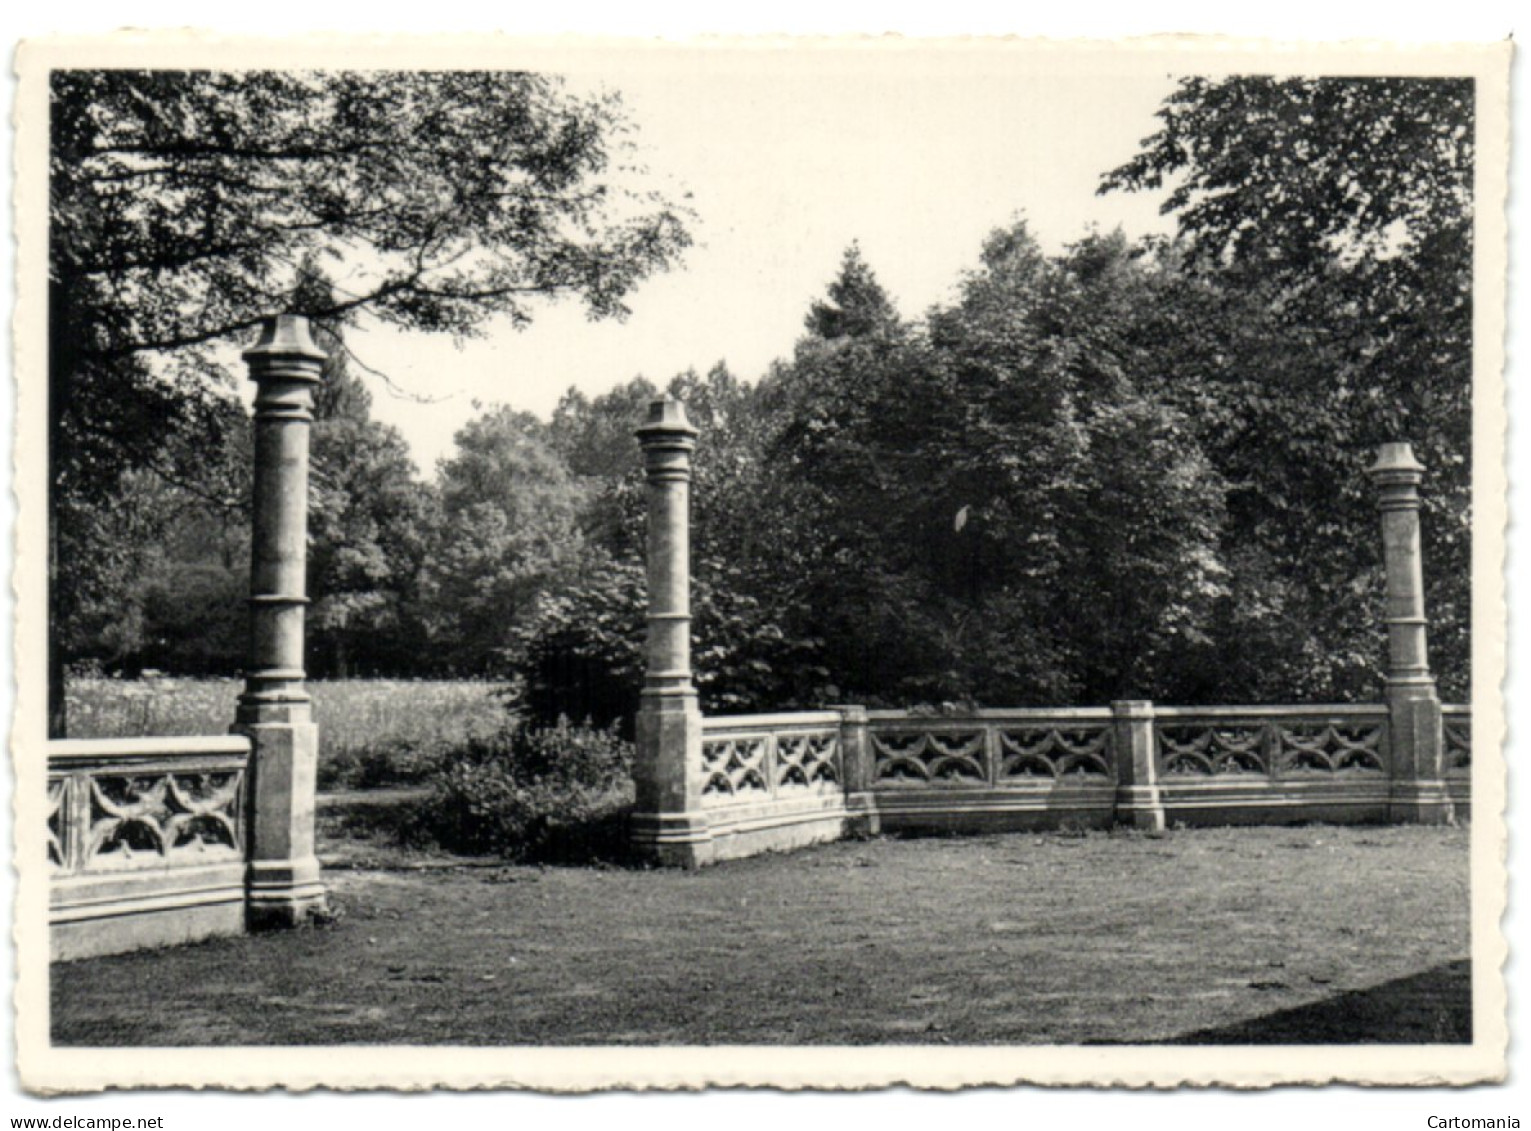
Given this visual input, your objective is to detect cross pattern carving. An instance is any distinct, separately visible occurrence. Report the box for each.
[999,726,1114,779]
[701,737,770,800]
[1158,725,1268,776]
[87,770,243,869]
[775,733,840,790]
[1277,723,1386,774]
[1444,716,1471,772]
[48,777,66,869]
[871,730,986,784]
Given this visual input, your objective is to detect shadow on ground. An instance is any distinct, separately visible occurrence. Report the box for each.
[319,789,636,869]
[1165,959,1471,1044]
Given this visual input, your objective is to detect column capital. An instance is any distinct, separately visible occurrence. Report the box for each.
[1369,442,1425,494]
[243,314,327,373]
[244,315,326,422]
[1110,699,1157,721]
[636,397,699,448]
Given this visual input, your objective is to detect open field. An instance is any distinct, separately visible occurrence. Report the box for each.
[65,677,510,787]
[52,822,1470,1046]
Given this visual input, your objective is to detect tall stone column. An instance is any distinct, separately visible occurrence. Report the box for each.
[235,314,329,925]
[1369,442,1453,824]
[630,398,710,866]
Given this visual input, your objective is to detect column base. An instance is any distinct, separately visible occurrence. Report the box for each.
[247,858,328,930]
[629,810,715,868]
[1389,781,1457,825]
[1115,785,1166,832]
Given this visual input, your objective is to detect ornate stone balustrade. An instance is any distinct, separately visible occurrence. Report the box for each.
[849,702,1470,832]
[1442,703,1472,818]
[632,411,1472,862]
[1151,705,1394,825]
[1153,705,1390,779]
[859,708,1121,832]
[1442,705,1471,776]
[665,710,854,862]
[699,712,844,807]
[866,709,1117,787]
[49,736,253,960]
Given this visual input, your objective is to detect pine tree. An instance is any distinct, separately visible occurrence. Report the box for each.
[804,242,899,340]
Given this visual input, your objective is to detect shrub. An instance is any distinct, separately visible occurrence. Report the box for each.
[317,735,460,791]
[411,717,634,862]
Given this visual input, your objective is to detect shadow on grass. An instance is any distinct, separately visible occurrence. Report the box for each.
[1165,959,1471,1044]
[323,790,640,868]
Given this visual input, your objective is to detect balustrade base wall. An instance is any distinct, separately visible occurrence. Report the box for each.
[1158,779,1392,826]
[846,781,1396,836]
[634,795,860,867]
[854,784,1116,835]
[1446,777,1472,820]
[51,863,247,961]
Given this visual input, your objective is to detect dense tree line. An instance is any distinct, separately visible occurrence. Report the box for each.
[54,75,1474,724]
[48,68,693,733]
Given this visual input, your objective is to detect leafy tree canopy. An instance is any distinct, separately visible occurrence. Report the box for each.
[1100,76,1474,698]
[1100,76,1471,279]
[50,68,693,497]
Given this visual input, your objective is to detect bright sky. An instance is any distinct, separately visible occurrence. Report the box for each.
[337,50,1181,474]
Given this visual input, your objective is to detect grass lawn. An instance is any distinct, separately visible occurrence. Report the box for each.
[51,821,1470,1046]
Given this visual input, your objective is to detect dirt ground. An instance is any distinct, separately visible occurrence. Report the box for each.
[51,823,1471,1046]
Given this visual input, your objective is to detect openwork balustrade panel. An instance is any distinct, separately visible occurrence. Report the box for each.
[1443,706,1471,776]
[48,737,251,876]
[1154,708,1390,779]
[868,711,1117,787]
[700,713,842,806]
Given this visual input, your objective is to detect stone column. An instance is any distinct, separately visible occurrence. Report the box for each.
[630,398,710,866]
[1111,700,1165,831]
[234,314,329,925]
[1369,442,1453,824]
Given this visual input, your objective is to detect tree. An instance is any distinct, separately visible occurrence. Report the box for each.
[1100,76,1473,698]
[421,407,587,675]
[524,363,836,723]
[766,224,1230,705]
[803,242,901,340]
[306,340,434,678]
[52,393,252,680]
[51,69,693,415]
[1100,78,1471,284]
[548,377,658,483]
[49,69,692,731]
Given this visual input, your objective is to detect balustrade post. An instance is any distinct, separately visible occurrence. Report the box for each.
[630,398,711,866]
[1369,443,1453,824]
[233,314,328,926]
[830,704,876,834]
[830,705,871,793]
[1112,699,1165,831]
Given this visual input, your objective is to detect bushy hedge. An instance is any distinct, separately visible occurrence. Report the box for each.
[318,735,456,791]
[410,717,634,862]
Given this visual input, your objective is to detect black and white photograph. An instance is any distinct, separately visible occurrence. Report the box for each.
[6,24,1516,1110]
